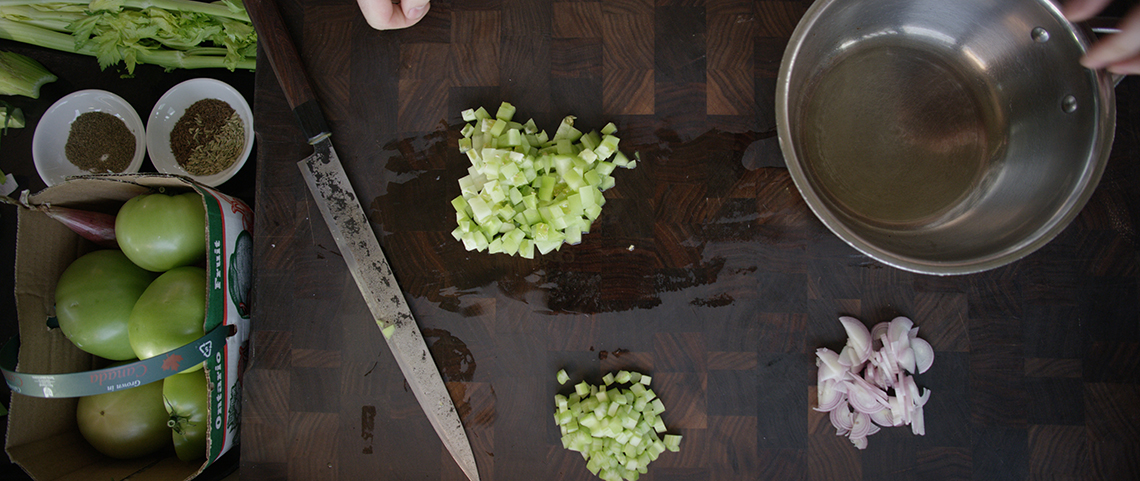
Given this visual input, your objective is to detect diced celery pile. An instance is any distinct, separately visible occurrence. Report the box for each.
[553,369,681,481]
[451,102,637,257]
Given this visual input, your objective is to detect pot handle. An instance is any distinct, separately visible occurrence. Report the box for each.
[1088,23,1127,87]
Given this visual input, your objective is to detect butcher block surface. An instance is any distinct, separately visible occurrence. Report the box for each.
[242,0,1140,479]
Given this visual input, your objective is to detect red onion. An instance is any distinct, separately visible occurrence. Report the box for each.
[36,204,118,248]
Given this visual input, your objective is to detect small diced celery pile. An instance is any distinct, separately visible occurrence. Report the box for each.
[553,369,681,481]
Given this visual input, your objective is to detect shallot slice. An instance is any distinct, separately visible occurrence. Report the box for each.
[830,404,853,434]
[847,381,887,414]
[870,322,889,349]
[911,337,935,374]
[850,412,872,438]
[915,387,931,408]
[816,348,845,383]
[815,379,846,412]
[888,316,914,343]
[870,407,894,427]
[897,345,917,375]
[911,404,926,436]
[839,316,872,362]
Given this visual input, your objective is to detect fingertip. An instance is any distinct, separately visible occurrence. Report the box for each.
[1107,59,1140,76]
[1080,53,1106,70]
[407,5,428,20]
[1061,0,1113,23]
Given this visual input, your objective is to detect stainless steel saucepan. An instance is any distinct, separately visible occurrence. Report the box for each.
[777,0,1119,275]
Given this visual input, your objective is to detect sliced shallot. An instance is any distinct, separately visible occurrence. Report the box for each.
[815,315,934,450]
[911,404,926,436]
[870,407,894,427]
[870,322,889,350]
[911,337,935,374]
[830,404,853,434]
[816,348,845,383]
[815,379,846,412]
[850,412,876,439]
[888,316,914,343]
[839,316,872,362]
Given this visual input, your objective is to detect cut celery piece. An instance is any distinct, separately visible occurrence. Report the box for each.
[595,134,620,160]
[451,195,469,214]
[538,174,556,202]
[553,115,581,141]
[496,101,516,121]
[558,369,571,385]
[466,196,493,223]
[380,323,396,339]
[575,381,591,397]
[519,239,535,259]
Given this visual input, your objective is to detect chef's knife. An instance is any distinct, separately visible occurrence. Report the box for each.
[244,1,480,480]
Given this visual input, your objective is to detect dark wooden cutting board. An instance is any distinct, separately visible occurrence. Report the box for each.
[242,0,1140,479]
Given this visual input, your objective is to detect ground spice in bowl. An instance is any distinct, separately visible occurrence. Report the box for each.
[65,111,136,173]
[170,98,245,176]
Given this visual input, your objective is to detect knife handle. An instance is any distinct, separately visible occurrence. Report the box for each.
[244,0,331,144]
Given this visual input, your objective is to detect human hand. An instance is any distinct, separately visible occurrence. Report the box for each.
[357,0,430,30]
[1064,0,1140,74]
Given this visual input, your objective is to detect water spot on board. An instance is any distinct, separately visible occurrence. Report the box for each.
[423,328,476,383]
[741,136,785,170]
[361,405,376,454]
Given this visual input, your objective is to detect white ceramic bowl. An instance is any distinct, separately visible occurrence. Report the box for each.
[33,90,147,186]
[147,78,254,187]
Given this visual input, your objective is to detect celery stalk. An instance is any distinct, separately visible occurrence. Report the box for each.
[0,0,257,73]
[0,50,55,98]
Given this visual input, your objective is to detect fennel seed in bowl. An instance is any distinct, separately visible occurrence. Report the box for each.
[170,98,244,176]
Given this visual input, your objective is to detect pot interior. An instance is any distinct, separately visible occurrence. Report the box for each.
[780,0,1114,274]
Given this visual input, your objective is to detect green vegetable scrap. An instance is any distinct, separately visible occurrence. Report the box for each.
[554,369,681,481]
[0,103,25,128]
[0,50,56,98]
[451,101,638,258]
[0,0,257,73]
[0,99,26,184]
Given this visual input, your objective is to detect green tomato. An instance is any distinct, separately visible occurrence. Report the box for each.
[55,250,157,360]
[163,370,209,462]
[115,192,206,272]
[76,379,171,459]
[128,266,208,372]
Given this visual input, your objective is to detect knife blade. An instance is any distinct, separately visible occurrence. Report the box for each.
[244,1,480,480]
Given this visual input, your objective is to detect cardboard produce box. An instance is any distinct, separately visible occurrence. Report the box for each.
[3,174,252,480]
